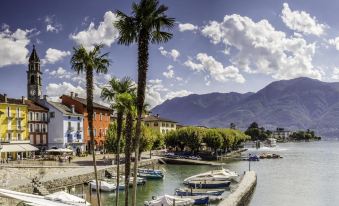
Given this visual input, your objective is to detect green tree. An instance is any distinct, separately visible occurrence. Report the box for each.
[115,1,175,204]
[71,44,110,206]
[204,130,223,156]
[101,77,135,206]
[105,122,125,153]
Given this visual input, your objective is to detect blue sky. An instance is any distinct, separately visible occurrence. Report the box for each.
[2,0,339,107]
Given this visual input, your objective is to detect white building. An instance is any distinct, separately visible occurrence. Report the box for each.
[39,99,85,155]
[272,128,292,141]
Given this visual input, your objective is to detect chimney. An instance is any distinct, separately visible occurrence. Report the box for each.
[21,96,25,104]
[71,105,75,114]
[75,93,78,98]
[43,95,48,100]
[70,92,74,98]
[4,94,7,103]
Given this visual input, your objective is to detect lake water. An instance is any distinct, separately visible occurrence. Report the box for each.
[80,141,339,206]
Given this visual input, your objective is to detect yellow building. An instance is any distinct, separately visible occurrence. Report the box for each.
[143,114,177,134]
[0,94,34,160]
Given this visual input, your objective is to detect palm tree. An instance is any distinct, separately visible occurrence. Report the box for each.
[101,77,135,206]
[71,44,110,206]
[114,92,137,206]
[115,1,174,204]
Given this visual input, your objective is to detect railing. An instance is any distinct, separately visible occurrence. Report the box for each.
[67,126,75,132]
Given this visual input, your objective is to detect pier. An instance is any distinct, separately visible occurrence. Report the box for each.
[218,171,257,206]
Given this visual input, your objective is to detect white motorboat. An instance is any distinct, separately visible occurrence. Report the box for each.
[144,195,194,206]
[0,188,90,206]
[45,191,91,206]
[183,168,238,184]
[89,180,116,192]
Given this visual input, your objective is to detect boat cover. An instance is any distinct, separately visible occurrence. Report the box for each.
[146,195,194,206]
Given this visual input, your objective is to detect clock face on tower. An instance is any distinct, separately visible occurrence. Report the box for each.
[31,90,36,96]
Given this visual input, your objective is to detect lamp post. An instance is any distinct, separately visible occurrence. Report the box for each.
[248,153,251,171]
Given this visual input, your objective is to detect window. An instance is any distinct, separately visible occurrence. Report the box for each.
[18,133,21,141]
[77,122,81,131]
[145,123,149,127]
[166,123,169,127]
[36,113,39,121]
[154,122,158,126]
[68,122,71,130]
[99,129,102,136]
[50,112,55,118]
[68,116,71,119]
[171,124,174,128]
[100,113,102,121]
[162,129,165,134]
[29,112,33,121]
[7,107,10,117]
[88,127,90,135]
[17,120,21,129]
[17,108,20,118]
[7,133,11,141]
[93,112,96,120]
[162,123,165,127]
[93,129,96,137]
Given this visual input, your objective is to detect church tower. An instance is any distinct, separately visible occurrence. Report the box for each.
[27,45,42,101]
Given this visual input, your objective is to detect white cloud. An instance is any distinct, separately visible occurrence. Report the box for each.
[328,37,339,50]
[165,90,192,100]
[159,47,180,61]
[201,14,322,80]
[43,48,70,64]
[49,67,72,79]
[163,65,175,79]
[45,15,62,33]
[70,11,120,50]
[178,23,198,32]
[184,53,245,83]
[0,28,31,68]
[281,3,326,36]
[332,67,339,80]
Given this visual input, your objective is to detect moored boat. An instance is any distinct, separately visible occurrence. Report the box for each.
[138,168,164,179]
[144,195,194,206]
[89,180,116,192]
[185,180,231,189]
[183,168,238,184]
[175,187,225,196]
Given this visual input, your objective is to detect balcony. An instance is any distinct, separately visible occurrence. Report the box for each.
[17,126,25,132]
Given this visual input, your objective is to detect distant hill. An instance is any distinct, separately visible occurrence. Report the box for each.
[151,77,339,138]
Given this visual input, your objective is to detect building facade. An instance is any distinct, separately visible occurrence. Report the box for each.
[0,94,37,160]
[272,128,292,141]
[39,99,85,155]
[60,93,111,152]
[25,100,49,152]
[144,114,177,134]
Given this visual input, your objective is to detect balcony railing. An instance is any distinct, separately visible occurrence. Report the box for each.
[67,126,75,132]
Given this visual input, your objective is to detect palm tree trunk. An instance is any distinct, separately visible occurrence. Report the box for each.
[86,68,101,206]
[115,109,124,206]
[132,31,149,206]
[124,111,133,206]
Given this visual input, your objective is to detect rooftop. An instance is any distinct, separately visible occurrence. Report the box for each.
[48,101,83,117]
[61,95,111,111]
[25,99,48,112]
[143,115,177,123]
[0,94,25,105]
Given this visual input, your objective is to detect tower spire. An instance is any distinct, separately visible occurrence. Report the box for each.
[29,45,40,62]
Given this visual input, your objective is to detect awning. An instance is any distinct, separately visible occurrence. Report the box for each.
[0,144,39,152]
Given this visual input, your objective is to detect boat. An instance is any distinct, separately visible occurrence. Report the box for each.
[174,196,209,205]
[138,168,164,179]
[89,180,116,192]
[259,153,282,159]
[185,180,231,189]
[0,188,90,206]
[175,188,225,196]
[183,168,238,184]
[243,155,260,161]
[144,195,194,206]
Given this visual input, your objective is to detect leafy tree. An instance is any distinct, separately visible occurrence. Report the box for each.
[203,130,223,156]
[245,122,270,141]
[71,44,109,206]
[101,77,135,205]
[230,122,236,129]
[106,122,125,153]
[115,0,175,204]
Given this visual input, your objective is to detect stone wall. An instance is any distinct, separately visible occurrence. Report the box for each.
[218,171,257,206]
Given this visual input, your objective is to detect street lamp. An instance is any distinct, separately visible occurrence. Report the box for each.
[248,153,251,171]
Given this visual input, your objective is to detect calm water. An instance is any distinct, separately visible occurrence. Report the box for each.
[77,141,339,206]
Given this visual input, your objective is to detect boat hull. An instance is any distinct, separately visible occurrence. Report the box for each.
[185,181,231,189]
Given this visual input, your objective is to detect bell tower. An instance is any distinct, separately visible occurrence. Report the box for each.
[27,45,42,101]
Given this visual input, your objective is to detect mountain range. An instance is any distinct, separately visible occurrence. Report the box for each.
[151,77,339,138]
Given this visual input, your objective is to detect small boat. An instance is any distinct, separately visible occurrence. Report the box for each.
[243,155,260,161]
[183,168,238,184]
[138,168,164,179]
[185,180,231,189]
[144,195,194,206]
[89,180,116,192]
[45,191,91,206]
[175,188,225,196]
[174,196,209,205]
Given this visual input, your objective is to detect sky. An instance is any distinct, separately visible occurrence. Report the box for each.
[2,0,339,107]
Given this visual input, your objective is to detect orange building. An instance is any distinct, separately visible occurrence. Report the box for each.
[61,92,111,152]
